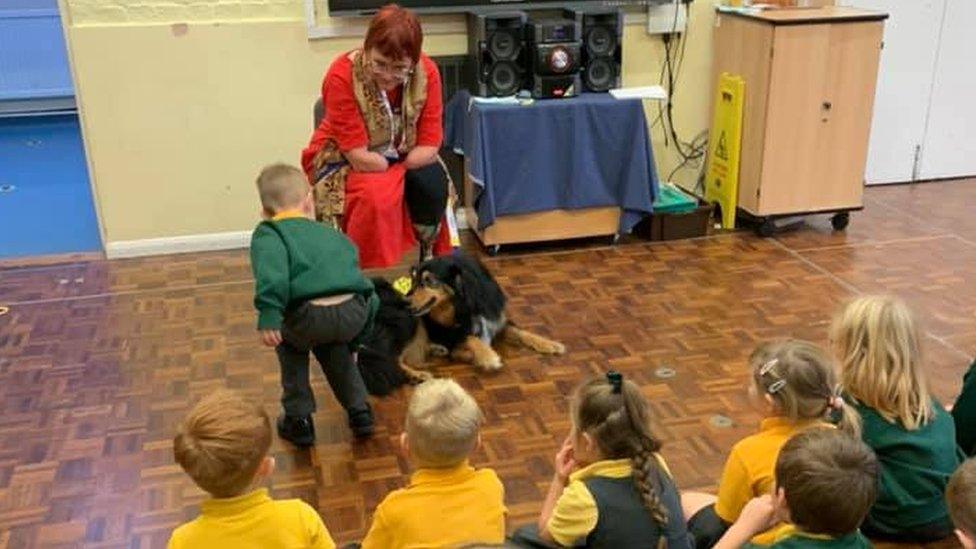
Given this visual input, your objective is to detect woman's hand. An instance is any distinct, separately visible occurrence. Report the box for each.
[345,147,389,173]
[402,145,439,170]
[554,436,577,483]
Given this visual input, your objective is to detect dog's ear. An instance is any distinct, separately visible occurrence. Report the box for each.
[448,264,465,295]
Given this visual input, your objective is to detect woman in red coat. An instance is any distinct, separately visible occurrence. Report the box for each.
[301,4,453,269]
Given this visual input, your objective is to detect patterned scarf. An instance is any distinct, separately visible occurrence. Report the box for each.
[310,49,429,226]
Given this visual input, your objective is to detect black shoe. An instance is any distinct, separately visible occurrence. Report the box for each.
[277,415,315,447]
[348,408,375,439]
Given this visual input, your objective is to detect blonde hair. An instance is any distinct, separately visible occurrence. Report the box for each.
[173,389,272,497]
[406,379,483,467]
[256,163,308,214]
[573,374,669,526]
[830,295,932,430]
[948,458,976,536]
[750,339,861,437]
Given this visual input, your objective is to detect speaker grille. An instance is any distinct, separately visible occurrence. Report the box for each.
[585,26,617,57]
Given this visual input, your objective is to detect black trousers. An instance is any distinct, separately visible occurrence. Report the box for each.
[404,162,449,229]
[275,296,369,418]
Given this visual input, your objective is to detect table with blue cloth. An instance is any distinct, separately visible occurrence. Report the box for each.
[444,90,659,246]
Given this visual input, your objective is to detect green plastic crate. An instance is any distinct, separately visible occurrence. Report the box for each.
[653,183,698,214]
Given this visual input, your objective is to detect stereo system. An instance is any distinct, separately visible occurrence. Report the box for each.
[525,17,581,99]
[466,9,622,99]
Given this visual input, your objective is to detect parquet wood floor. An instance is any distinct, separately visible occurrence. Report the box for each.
[1,180,974,548]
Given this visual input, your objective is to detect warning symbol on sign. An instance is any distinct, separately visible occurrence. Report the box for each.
[715,131,729,161]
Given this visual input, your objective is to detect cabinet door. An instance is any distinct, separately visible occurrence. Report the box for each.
[919,0,976,180]
[760,24,831,215]
[816,21,884,205]
[761,22,882,215]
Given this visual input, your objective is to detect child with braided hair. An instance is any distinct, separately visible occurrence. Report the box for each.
[684,339,861,548]
[512,371,692,548]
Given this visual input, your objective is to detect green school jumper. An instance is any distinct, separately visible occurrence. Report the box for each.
[745,531,872,549]
[856,399,963,536]
[249,215,378,334]
[952,359,976,456]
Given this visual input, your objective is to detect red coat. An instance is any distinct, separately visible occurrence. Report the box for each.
[301,52,451,269]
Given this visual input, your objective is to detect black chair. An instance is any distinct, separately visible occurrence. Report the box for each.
[313,97,324,128]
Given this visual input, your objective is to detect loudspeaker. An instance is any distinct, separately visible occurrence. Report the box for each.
[564,8,623,93]
[467,12,527,97]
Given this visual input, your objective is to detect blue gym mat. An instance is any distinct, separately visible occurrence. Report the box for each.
[0,114,102,258]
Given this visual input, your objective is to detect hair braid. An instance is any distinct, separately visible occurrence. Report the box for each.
[632,445,668,526]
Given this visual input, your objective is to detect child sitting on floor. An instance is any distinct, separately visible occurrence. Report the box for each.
[947,458,976,549]
[250,163,379,445]
[168,389,335,549]
[713,428,878,549]
[831,295,963,542]
[684,339,861,548]
[360,379,507,548]
[513,371,693,548]
[951,358,976,456]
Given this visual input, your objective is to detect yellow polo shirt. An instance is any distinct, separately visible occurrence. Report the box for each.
[360,461,507,549]
[546,456,673,547]
[715,417,831,545]
[167,488,335,549]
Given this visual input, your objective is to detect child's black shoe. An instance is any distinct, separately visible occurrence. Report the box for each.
[348,408,375,439]
[277,415,315,447]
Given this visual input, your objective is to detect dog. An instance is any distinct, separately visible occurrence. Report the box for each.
[355,278,434,396]
[405,253,566,371]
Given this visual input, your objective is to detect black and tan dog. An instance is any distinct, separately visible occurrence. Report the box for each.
[355,254,565,395]
[405,253,565,371]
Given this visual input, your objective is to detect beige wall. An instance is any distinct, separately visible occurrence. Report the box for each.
[60,0,714,245]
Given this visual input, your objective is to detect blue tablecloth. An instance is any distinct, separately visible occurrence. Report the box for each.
[444,90,658,233]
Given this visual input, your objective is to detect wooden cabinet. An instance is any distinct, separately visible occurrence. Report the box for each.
[712,7,887,218]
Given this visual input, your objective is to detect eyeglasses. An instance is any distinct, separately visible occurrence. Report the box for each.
[367,55,414,78]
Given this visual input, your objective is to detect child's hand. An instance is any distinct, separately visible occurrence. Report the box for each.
[260,330,283,347]
[736,495,777,536]
[554,436,576,483]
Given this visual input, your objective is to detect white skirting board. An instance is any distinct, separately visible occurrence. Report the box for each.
[105,231,253,259]
[104,210,471,259]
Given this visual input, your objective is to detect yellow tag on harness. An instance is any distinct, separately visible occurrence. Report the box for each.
[392,276,412,296]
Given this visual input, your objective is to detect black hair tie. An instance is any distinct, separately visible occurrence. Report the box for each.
[606,371,623,394]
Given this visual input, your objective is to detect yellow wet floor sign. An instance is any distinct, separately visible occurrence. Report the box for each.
[705,73,745,229]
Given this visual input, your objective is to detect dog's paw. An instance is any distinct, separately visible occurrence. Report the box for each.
[547,341,567,355]
[476,355,503,372]
[428,344,449,357]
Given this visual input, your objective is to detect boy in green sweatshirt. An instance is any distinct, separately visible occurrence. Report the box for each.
[714,429,878,549]
[250,164,379,445]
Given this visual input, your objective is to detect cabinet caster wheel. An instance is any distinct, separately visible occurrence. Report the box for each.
[486,245,501,257]
[831,212,850,231]
[756,218,776,238]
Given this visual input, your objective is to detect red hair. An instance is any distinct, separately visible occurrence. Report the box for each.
[364,4,423,64]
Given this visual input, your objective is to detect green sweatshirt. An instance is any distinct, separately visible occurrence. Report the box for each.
[856,399,963,533]
[745,531,871,549]
[952,359,976,456]
[249,214,376,332]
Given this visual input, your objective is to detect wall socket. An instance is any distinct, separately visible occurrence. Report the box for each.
[647,0,688,35]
